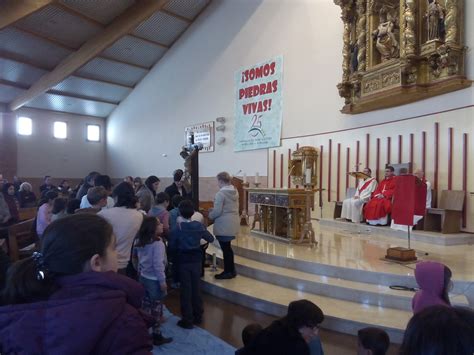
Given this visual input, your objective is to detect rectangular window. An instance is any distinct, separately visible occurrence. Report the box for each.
[17,116,32,135]
[53,121,67,139]
[87,124,100,142]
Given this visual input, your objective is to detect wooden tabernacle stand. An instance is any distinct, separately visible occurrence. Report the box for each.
[247,188,315,242]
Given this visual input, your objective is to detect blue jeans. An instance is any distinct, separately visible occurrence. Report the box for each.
[139,276,165,302]
[179,262,203,323]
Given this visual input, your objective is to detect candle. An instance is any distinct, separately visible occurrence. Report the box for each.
[305,168,312,184]
[255,172,259,184]
[243,173,247,183]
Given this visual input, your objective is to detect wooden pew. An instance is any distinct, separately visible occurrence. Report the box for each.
[18,207,37,221]
[7,218,39,262]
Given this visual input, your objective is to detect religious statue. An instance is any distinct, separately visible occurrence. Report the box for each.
[372,7,399,62]
[425,0,445,41]
[334,0,469,114]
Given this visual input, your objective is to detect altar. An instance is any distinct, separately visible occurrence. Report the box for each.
[248,188,315,242]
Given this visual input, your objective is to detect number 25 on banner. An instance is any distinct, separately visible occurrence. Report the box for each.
[249,114,264,137]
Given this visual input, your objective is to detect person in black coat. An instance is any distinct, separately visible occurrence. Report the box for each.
[39,176,56,195]
[164,169,190,210]
[75,172,99,200]
[243,299,325,355]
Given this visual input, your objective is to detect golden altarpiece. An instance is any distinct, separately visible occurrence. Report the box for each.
[334,0,471,113]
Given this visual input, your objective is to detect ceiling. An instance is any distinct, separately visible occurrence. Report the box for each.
[0,0,211,118]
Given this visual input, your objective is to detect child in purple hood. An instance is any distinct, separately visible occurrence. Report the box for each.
[0,214,153,354]
[412,261,452,314]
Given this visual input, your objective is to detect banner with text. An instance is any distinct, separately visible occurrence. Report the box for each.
[234,56,283,151]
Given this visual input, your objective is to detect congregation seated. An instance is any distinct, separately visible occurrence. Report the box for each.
[39,175,56,196]
[51,198,68,222]
[36,190,59,238]
[364,166,396,226]
[58,179,74,198]
[0,183,19,227]
[17,182,37,208]
[340,168,377,223]
[357,327,390,355]
[66,198,81,215]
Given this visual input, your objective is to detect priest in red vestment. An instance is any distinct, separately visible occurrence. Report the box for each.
[364,166,396,225]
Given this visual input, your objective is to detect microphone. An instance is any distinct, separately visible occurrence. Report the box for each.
[234,169,242,177]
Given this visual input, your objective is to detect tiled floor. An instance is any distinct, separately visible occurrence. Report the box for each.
[232,223,474,281]
[198,221,473,346]
[165,290,401,355]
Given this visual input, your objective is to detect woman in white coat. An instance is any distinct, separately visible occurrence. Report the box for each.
[209,172,240,279]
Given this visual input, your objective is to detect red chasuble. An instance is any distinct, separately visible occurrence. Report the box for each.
[363,176,396,220]
[392,175,427,225]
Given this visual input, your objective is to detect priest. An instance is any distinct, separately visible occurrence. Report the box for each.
[414,169,432,208]
[341,168,378,223]
[364,166,397,225]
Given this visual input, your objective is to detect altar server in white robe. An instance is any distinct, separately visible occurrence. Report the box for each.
[341,168,378,223]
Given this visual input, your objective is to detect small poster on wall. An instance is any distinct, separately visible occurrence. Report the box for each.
[234,56,283,152]
[184,121,215,152]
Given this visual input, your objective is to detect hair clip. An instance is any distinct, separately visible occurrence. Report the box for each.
[32,252,47,281]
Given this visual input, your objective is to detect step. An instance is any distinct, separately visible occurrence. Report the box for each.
[201,270,410,344]
[320,218,474,246]
[229,235,474,294]
[207,244,468,311]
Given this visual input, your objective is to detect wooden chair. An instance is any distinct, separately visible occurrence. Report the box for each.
[7,218,39,262]
[424,190,465,234]
[18,207,37,221]
[334,187,356,219]
[387,162,412,175]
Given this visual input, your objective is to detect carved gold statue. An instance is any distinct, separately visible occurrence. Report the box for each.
[372,7,399,61]
[426,0,445,41]
[333,0,471,114]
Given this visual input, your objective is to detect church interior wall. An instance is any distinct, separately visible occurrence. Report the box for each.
[270,106,474,232]
[15,108,106,182]
[105,0,473,220]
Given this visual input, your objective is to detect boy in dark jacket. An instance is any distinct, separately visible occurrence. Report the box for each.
[169,200,214,329]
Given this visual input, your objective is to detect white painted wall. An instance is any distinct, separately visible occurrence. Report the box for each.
[16,108,105,178]
[106,0,473,178]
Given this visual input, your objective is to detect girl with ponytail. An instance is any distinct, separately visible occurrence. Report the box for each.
[0,214,153,354]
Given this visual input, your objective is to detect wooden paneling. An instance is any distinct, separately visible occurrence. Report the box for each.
[328,139,332,202]
[462,133,468,227]
[280,153,284,188]
[376,138,380,181]
[337,143,341,201]
[345,147,350,193]
[398,135,402,164]
[272,150,276,188]
[448,127,453,190]
[434,122,439,203]
[387,136,391,165]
